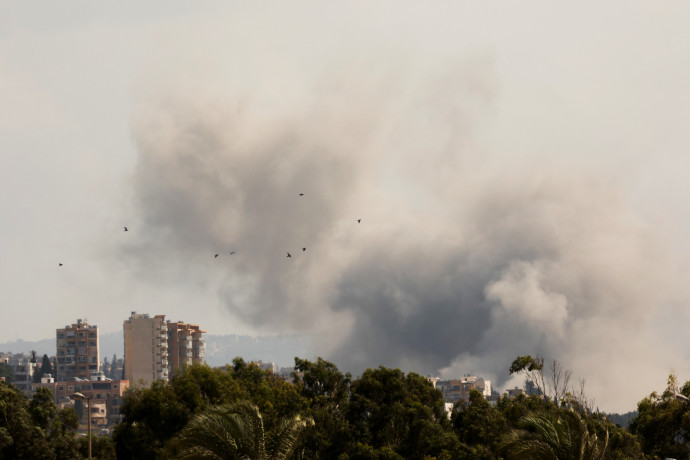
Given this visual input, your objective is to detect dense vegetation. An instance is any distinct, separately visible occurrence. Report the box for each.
[1,355,689,459]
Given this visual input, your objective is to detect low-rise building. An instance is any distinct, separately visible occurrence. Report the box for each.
[506,386,526,398]
[32,372,129,426]
[0,353,38,395]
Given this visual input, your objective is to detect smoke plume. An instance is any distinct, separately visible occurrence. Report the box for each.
[122,9,677,412]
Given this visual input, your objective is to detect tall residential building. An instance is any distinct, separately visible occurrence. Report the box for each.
[167,321,206,377]
[123,312,207,386]
[56,319,100,381]
[123,313,169,385]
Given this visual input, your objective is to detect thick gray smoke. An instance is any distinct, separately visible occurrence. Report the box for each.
[122,13,676,412]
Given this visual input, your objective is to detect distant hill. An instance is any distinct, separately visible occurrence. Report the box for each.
[0,332,312,369]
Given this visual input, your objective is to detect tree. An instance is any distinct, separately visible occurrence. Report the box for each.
[29,387,57,430]
[111,354,117,379]
[499,409,608,460]
[113,362,290,459]
[34,354,55,383]
[453,388,506,458]
[0,362,13,383]
[293,357,352,459]
[344,366,457,459]
[509,355,550,401]
[628,373,690,459]
[0,380,82,459]
[167,401,311,460]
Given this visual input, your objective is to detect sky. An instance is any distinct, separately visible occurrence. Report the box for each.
[2,1,690,412]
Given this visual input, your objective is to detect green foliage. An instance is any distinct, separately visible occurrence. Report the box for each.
[509,355,544,374]
[29,387,57,430]
[113,361,305,459]
[0,380,54,459]
[78,434,116,460]
[628,373,690,459]
[293,357,352,459]
[0,362,14,383]
[33,354,54,383]
[167,400,311,460]
[453,389,506,458]
[0,381,81,459]
[499,409,608,460]
[344,366,454,459]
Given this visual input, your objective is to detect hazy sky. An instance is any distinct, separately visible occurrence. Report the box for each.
[2,1,690,412]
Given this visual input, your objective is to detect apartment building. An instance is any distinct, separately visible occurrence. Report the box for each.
[0,353,38,394]
[437,375,492,403]
[32,372,130,426]
[166,321,206,377]
[123,312,208,386]
[56,319,100,381]
[123,312,169,385]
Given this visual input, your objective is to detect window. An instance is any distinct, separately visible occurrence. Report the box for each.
[68,386,74,390]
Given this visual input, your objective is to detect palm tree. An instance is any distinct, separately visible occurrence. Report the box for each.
[499,409,608,460]
[168,401,311,460]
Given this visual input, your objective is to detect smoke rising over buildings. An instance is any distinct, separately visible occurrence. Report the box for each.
[3,2,690,413]
[122,5,683,412]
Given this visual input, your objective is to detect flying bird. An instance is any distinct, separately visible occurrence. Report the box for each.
[123,227,128,231]
[299,193,304,196]
[357,219,361,223]
[287,252,292,258]
[230,251,236,255]
[302,248,306,252]
[214,254,219,258]
[58,263,63,266]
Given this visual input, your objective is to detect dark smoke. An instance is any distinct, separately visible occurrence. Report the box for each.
[123,38,669,412]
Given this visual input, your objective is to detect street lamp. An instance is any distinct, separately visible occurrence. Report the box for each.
[71,391,91,460]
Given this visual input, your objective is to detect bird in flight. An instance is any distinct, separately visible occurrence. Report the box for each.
[58,263,63,266]
[299,193,304,196]
[302,248,306,252]
[230,251,236,255]
[287,252,292,258]
[124,227,128,231]
[214,254,219,258]
[357,219,361,223]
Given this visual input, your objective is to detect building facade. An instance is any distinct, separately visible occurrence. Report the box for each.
[123,312,169,385]
[0,353,38,394]
[56,319,100,381]
[32,372,130,426]
[437,375,492,403]
[166,321,206,377]
[124,312,207,386]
